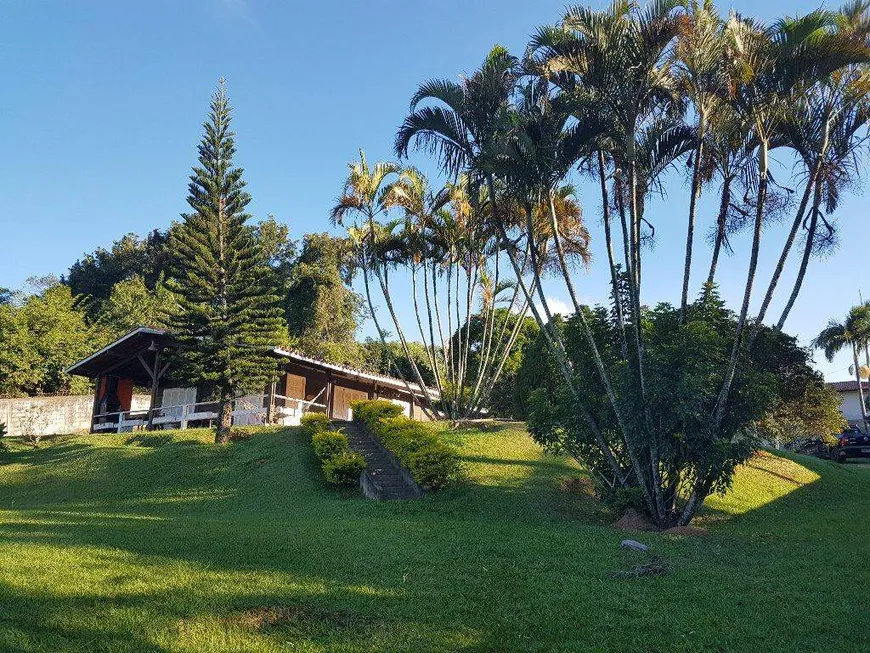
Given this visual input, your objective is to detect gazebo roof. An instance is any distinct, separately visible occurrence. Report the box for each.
[66,327,174,386]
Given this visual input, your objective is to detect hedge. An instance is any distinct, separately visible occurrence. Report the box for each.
[300,413,331,441]
[350,400,460,490]
[302,414,365,487]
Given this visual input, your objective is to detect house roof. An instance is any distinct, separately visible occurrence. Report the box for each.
[271,347,435,398]
[66,327,434,399]
[826,380,870,392]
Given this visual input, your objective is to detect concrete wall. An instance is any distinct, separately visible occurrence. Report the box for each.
[0,394,150,438]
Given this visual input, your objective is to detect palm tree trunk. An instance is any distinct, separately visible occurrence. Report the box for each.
[486,175,627,486]
[360,257,438,420]
[497,219,627,487]
[546,187,656,517]
[412,264,445,399]
[756,127,828,327]
[714,138,769,429]
[680,127,705,323]
[598,151,628,354]
[706,177,732,287]
[853,342,869,431]
[776,177,823,331]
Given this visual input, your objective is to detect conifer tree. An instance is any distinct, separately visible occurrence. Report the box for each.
[168,80,283,443]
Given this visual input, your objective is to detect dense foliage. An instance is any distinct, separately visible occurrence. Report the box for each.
[352,400,460,489]
[525,290,845,511]
[0,280,94,396]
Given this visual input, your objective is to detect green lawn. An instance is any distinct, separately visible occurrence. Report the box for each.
[0,425,868,652]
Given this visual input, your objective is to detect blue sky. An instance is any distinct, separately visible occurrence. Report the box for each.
[1,0,865,381]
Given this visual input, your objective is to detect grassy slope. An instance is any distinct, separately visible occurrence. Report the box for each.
[0,425,868,653]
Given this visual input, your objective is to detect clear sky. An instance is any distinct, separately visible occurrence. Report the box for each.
[1,0,866,381]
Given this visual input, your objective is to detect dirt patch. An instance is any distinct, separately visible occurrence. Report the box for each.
[664,525,709,537]
[610,557,669,579]
[560,476,596,496]
[613,508,659,532]
[226,605,357,633]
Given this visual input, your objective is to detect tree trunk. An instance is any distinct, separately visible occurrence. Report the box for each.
[680,130,705,323]
[216,394,232,443]
[853,343,869,432]
[756,123,828,327]
[714,139,769,428]
[706,177,732,287]
[776,176,822,331]
[598,151,628,355]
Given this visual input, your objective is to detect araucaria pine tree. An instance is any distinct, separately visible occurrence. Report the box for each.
[168,80,284,443]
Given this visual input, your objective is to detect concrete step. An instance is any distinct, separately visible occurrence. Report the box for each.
[332,419,421,500]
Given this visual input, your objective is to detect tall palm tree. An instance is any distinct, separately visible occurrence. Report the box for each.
[813,303,870,430]
[775,67,870,330]
[713,8,869,428]
[674,0,725,320]
[331,152,441,416]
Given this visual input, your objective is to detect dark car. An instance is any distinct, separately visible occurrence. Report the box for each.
[832,427,870,463]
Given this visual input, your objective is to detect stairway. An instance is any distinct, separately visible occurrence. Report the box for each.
[333,420,422,500]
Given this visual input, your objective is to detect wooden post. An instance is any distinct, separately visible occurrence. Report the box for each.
[326,371,334,419]
[266,381,276,424]
[372,382,378,401]
[90,375,103,433]
[146,349,161,431]
[410,394,416,420]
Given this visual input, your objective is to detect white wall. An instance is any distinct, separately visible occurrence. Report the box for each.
[0,394,150,437]
[838,390,865,425]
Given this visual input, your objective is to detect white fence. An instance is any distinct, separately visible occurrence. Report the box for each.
[90,392,328,433]
[0,394,150,438]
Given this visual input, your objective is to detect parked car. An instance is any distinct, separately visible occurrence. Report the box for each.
[832,427,870,463]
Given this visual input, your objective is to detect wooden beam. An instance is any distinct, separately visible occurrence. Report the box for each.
[326,371,334,420]
[90,375,103,434]
[137,354,155,381]
[146,349,161,431]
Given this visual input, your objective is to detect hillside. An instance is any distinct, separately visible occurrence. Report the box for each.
[0,425,868,652]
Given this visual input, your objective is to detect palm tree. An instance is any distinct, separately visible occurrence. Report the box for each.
[712,8,869,429]
[330,152,441,415]
[813,303,870,431]
[775,67,870,330]
[674,0,726,320]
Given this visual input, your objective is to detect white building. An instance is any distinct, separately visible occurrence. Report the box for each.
[827,380,869,427]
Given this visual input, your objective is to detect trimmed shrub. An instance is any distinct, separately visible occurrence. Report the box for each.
[352,400,460,490]
[351,400,403,425]
[308,427,363,488]
[300,412,331,441]
[312,430,348,461]
[322,450,367,486]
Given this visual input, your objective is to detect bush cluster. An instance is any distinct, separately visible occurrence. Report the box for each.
[303,414,366,487]
[351,400,460,490]
[300,413,331,441]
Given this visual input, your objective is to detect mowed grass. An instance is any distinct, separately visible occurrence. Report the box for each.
[0,425,868,653]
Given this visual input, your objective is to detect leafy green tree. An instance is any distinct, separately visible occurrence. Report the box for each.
[362,339,436,387]
[65,230,170,316]
[0,282,93,396]
[285,232,365,365]
[167,81,284,443]
[95,274,173,338]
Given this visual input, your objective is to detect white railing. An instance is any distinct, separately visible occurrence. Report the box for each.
[92,390,328,432]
